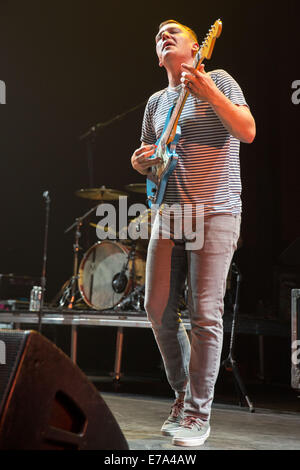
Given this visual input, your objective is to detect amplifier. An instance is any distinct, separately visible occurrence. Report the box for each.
[0,274,39,301]
[291,289,300,390]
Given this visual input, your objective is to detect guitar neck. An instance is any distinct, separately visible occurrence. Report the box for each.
[158,19,222,146]
[163,52,204,145]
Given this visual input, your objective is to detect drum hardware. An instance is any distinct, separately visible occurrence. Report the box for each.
[128,209,152,249]
[53,181,151,312]
[112,270,128,293]
[221,262,255,412]
[115,284,145,312]
[89,220,144,300]
[78,240,146,311]
[89,222,118,238]
[108,211,151,312]
[57,204,99,309]
[62,218,82,309]
[75,186,128,201]
[112,252,130,294]
[110,211,151,311]
[113,241,146,312]
[112,240,137,295]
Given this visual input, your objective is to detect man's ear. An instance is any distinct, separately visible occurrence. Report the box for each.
[192,42,199,55]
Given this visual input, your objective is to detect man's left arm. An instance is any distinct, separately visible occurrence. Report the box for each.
[181,63,256,144]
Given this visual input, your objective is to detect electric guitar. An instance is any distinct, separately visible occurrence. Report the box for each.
[146,19,223,208]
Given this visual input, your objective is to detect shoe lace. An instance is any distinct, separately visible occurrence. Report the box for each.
[182,416,203,430]
[170,399,184,418]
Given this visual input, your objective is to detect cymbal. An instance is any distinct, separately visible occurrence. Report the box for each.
[75,187,128,201]
[89,223,118,237]
[125,183,146,194]
[130,208,152,226]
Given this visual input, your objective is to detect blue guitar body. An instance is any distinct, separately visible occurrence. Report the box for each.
[146,105,181,208]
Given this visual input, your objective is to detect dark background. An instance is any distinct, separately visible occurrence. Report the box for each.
[0,1,299,333]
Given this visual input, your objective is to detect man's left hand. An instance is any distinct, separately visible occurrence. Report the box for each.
[181,63,219,104]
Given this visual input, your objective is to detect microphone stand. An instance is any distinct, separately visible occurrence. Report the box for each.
[38,191,51,333]
[79,100,147,187]
[221,262,255,412]
[79,100,147,141]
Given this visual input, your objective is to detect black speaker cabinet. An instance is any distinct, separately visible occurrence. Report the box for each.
[0,329,129,450]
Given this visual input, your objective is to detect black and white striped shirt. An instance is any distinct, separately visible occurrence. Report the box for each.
[141,69,248,215]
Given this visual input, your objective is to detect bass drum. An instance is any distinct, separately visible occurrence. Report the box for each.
[78,240,146,310]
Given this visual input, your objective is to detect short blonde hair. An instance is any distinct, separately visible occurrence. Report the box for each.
[158,20,198,43]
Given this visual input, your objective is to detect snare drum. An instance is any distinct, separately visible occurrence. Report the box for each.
[78,240,146,310]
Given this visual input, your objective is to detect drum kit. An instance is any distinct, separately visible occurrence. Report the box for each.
[54,184,154,313]
[53,183,234,316]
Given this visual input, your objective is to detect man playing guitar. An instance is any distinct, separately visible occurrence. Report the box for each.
[131,19,255,447]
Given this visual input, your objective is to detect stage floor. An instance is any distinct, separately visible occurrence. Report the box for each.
[102,392,300,450]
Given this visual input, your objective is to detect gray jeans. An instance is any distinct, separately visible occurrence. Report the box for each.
[144,211,241,423]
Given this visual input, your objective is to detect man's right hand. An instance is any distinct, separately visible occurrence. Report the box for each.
[131,143,162,175]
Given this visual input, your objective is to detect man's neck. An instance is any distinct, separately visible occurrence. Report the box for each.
[166,68,182,88]
[164,56,194,88]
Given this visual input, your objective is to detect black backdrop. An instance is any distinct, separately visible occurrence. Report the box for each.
[0,0,299,317]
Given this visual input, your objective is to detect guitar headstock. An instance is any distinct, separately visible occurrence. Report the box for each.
[197,19,222,62]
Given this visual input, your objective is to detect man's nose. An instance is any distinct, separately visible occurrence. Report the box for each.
[161,30,171,40]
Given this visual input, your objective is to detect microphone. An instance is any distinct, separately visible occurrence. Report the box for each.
[43,191,50,203]
[112,267,128,293]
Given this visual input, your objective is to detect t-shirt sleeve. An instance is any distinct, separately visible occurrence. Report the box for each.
[211,69,249,107]
[140,96,158,144]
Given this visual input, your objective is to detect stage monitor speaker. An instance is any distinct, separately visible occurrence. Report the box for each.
[0,329,129,450]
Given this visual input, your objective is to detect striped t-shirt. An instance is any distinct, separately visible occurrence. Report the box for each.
[141,69,248,216]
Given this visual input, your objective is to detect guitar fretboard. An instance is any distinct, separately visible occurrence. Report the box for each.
[162,50,203,145]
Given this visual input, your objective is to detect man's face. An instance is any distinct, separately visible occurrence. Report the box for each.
[155,23,198,67]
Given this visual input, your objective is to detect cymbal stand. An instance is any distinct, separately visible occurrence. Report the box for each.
[67,217,82,309]
[58,204,98,309]
[128,241,137,284]
[221,262,255,412]
[127,241,144,311]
